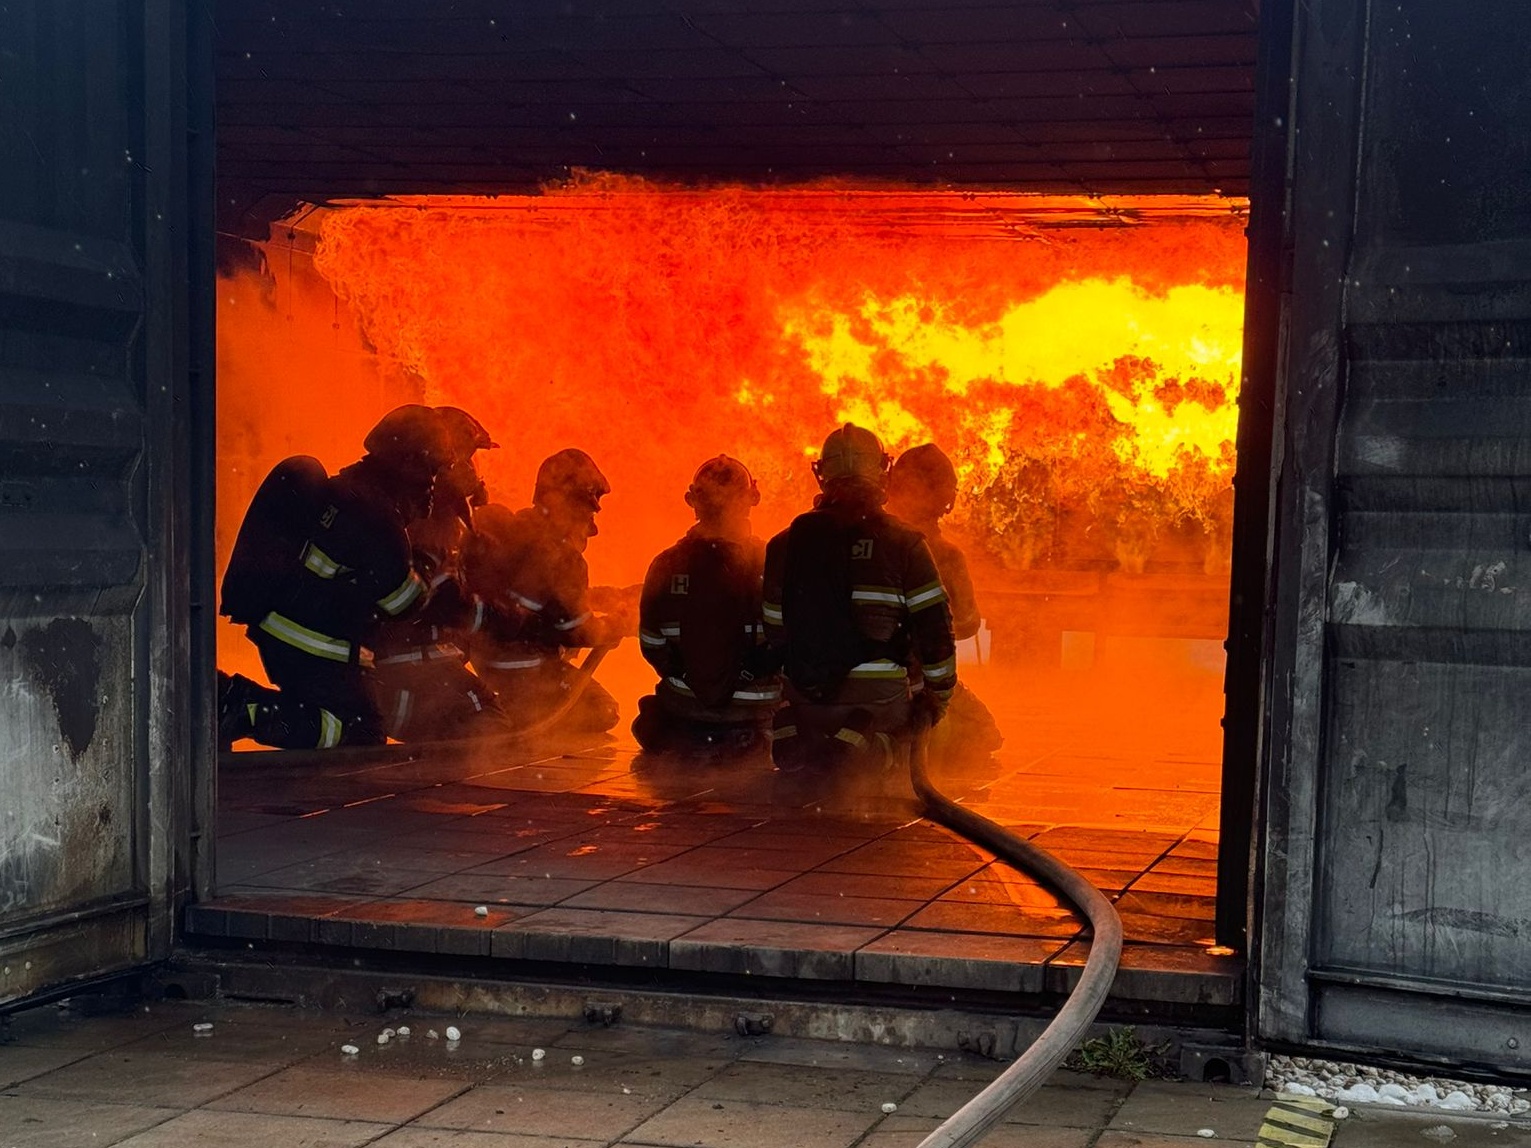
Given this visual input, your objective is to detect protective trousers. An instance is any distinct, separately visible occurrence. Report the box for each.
[769,693,910,773]
[222,629,386,749]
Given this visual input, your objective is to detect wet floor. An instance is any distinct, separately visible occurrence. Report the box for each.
[205,649,1233,1008]
[6,999,1528,1148]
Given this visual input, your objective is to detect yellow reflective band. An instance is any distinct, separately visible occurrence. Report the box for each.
[390,689,413,738]
[484,656,546,670]
[244,702,257,724]
[471,599,486,632]
[317,709,343,749]
[511,591,545,612]
[259,612,352,663]
[660,624,681,637]
[377,571,425,616]
[834,726,869,749]
[301,542,344,579]
[554,611,591,632]
[851,585,904,605]
[767,724,797,741]
[847,659,907,680]
[906,580,947,612]
[639,629,667,647]
[732,686,781,703]
[923,655,957,681]
[761,602,783,623]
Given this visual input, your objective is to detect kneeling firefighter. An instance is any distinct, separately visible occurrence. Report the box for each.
[762,424,958,771]
[885,443,1003,756]
[369,406,510,741]
[217,404,450,749]
[462,448,630,734]
[632,456,780,754]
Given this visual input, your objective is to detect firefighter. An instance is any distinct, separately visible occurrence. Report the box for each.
[763,424,958,772]
[461,448,629,734]
[631,456,780,755]
[886,443,1004,756]
[216,404,450,750]
[369,406,510,742]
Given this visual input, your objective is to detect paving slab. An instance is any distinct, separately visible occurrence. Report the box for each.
[13,1047,287,1108]
[0,1095,181,1147]
[415,1081,669,1139]
[619,1094,881,1148]
[898,1076,1123,1128]
[373,1130,606,1147]
[688,1060,923,1111]
[112,1109,391,1148]
[1334,1108,1531,1147]
[207,1062,470,1122]
[860,1116,1095,1148]
[1106,1080,1269,1140]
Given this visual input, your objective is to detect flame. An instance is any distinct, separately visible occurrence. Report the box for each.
[216,181,1247,682]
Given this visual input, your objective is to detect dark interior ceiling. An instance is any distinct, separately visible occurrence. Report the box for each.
[216,0,1259,230]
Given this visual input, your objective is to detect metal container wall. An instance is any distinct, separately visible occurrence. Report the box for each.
[1258,0,1531,1067]
[0,0,213,1006]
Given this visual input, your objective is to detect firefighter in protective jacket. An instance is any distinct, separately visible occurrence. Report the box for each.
[462,448,628,734]
[217,404,451,749]
[763,424,958,771]
[369,406,510,741]
[886,443,1003,755]
[632,456,779,754]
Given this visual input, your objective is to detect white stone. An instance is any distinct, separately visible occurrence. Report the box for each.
[1337,1083,1379,1104]
[531,1047,546,1061]
[1419,1125,1456,1142]
[192,1023,213,1032]
[1415,1084,1439,1104]
[397,1026,411,1037]
[474,906,489,917]
[377,1032,391,1044]
[1332,1107,1350,1119]
[1378,1083,1409,1101]
[1196,1130,1216,1139]
[427,1029,439,1040]
[1438,1092,1474,1111]
[882,1103,898,1114]
[1280,1084,1317,1097]
[571,1056,585,1066]
[341,1044,359,1056]
[445,1026,462,1041]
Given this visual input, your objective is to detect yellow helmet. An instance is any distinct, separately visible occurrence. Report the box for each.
[813,423,890,486]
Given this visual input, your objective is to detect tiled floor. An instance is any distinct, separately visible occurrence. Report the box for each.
[200,652,1237,1006]
[0,1000,1305,1148]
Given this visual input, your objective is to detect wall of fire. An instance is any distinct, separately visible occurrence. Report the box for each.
[217,188,1249,690]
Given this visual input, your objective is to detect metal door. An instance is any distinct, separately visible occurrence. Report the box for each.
[1256,0,1531,1068]
[0,0,214,1006]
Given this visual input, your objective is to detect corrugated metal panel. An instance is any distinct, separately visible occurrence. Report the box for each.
[0,0,212,1007]
[212,0,1257,218]
[1256,0,1531,1067]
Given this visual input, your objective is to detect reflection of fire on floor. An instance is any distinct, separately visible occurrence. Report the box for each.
[200,642,1234,1014]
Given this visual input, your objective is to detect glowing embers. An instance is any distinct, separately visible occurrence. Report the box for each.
[306,185,1247,587]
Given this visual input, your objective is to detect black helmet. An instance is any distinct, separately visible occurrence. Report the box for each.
[534,448,610,511]
[363,404,453,479]
[686,455,759,513]
[813,423,890,487]
[889,443,959,511]
[434,406,498,460]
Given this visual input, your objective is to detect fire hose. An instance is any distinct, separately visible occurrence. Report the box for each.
[908,719,1124,1148]
[496,641,617,738]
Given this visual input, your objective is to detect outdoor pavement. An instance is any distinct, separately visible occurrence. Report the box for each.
[4,999,1529,1148]
[198,654,1237,1011]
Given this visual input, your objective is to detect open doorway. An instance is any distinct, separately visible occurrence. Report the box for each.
[209,184,1246,987]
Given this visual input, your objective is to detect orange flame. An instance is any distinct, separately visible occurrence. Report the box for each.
[216,181,1246,678]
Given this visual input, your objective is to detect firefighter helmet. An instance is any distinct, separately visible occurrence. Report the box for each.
[686,454,759,512]
[434,406,498,459]
[889,443,959,512]
[533,448,610,510]
[363,404,453,478]
[813,423,890,486]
